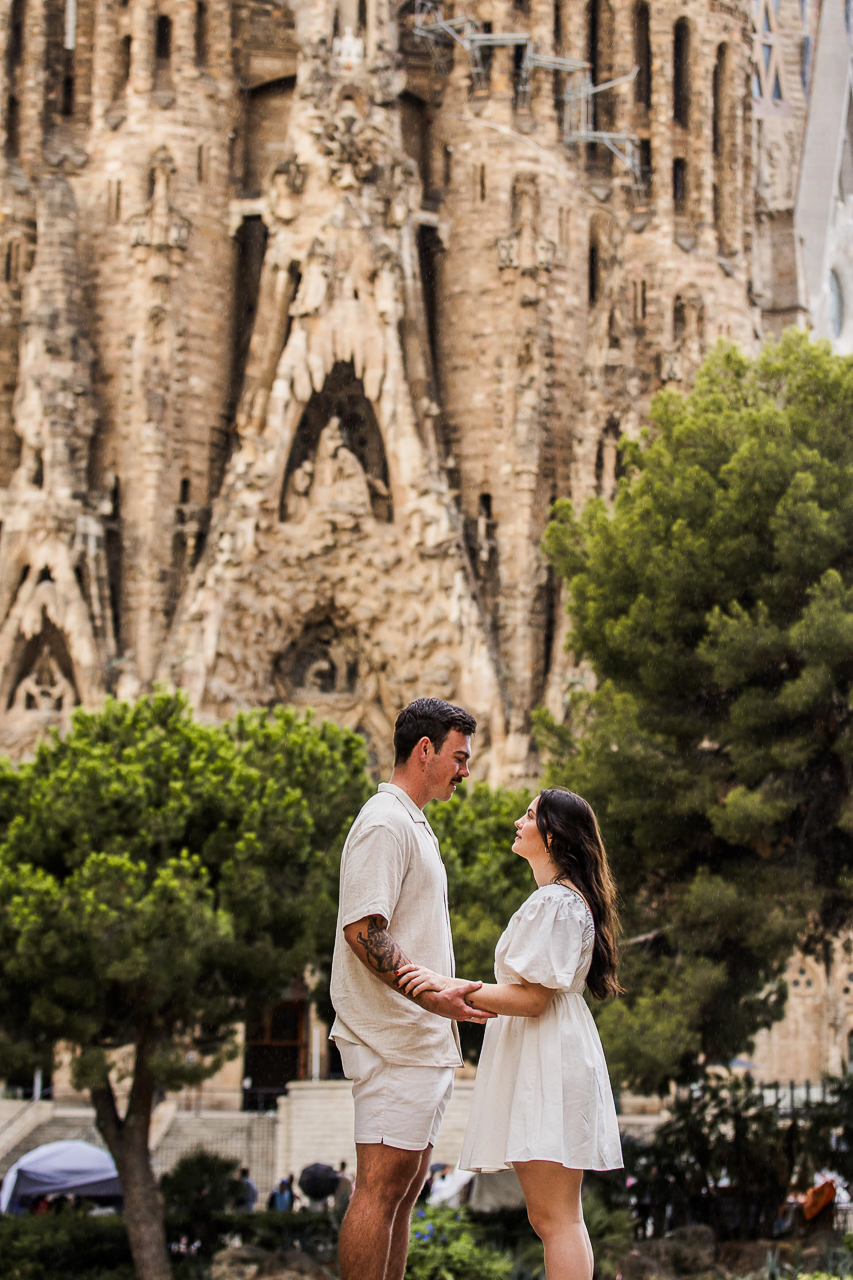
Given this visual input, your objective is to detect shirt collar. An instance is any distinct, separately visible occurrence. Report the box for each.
[377,781,430,825]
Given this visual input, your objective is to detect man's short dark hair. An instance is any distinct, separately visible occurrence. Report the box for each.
[394,698,477,764]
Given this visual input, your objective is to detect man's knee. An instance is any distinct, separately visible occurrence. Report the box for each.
[355,1145,428,1208]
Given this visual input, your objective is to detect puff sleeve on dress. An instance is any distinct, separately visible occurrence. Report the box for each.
[498,893,586,990]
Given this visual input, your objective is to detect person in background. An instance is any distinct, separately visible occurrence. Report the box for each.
[267,1177,293,1212]
[335,1161,354,1216]
[237,1166,258,1212]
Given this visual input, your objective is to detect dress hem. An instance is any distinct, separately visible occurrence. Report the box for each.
[462,1158,625,1174]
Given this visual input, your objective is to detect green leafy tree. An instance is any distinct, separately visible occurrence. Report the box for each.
[540,331,853,1091]
[0,692,370,1280]
[428,783,532,1058]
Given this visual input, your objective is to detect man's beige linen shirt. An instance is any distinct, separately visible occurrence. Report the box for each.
[331,782,463,1068]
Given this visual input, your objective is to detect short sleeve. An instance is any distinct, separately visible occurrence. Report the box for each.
[501,894,586,989]
[339,820,410,928]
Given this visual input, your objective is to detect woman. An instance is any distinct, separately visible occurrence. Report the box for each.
[397,788,623,1280]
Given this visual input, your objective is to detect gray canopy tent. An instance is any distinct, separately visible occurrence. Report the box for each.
[0,1140,120,1212]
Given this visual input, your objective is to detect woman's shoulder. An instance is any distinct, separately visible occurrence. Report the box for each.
[518,883,592,921]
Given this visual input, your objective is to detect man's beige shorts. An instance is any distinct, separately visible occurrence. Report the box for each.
[336,1038,454,1152]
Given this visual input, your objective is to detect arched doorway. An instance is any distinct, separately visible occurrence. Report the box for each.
[279,362,392,523]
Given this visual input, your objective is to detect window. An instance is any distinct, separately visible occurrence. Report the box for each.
[480,164,486,201]
[180,478,191,504]
[478,493,492,520]
[117,34,131,91]
[712,45,726,158]
[513,42,528,110]
[673,295,686,340]
[588,233,600,305]
[155,14,172,63]
[443,145,452,187]
[639,138,652,190]
[830,270,844,339]
[477,21,493,87]
[634,3,651,109]
[6,94,19,158]
[195,2,208,66]
[197,144,204,183]
[673,157,687,211]
[8,0,25,72]
[632,279,648,323]
[801,35,812,92]
[673,19,690,127]
[753,0,785,103]
[586,0,600,126]
[61,73,74,116]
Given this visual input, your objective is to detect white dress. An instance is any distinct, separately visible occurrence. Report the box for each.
[459,884,623,1172]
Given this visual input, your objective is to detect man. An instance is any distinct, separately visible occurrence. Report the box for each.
[334,1160,354,1216]
[236,1166,257,1212]
[331,697,494,1280]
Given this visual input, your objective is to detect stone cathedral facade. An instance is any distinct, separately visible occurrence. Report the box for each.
[0,0,846,794]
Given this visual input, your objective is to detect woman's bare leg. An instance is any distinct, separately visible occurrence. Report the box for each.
[513,1161,591,1280]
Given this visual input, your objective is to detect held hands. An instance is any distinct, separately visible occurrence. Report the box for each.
[396,963,446,997]
[395,964,496,1024]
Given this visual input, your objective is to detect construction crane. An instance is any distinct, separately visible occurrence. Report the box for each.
[404,0,640,177]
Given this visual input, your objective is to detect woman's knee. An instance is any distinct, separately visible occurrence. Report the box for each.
[527,1203,583,1239]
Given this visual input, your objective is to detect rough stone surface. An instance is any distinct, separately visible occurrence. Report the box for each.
[211,1246,334,1280]
[0,0,827,785]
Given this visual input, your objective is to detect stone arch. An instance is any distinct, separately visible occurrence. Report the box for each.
[6,615,79,713]
[279,361,392,523]
[271,615,395,773]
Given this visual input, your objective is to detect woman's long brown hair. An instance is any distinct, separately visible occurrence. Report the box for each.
[535,787,623,1000]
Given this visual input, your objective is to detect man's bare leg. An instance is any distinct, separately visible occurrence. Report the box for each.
[386,1147,432,1280]
[338,1143,428,1280]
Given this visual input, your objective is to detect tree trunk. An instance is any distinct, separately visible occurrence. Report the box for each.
[91,1052,172,1280]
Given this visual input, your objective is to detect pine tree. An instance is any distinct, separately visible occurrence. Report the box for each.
[540,332,853,1092]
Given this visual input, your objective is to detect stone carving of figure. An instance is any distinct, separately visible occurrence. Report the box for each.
[332,26,364,69]
[311,417,372,519]
[283,459,314,522]
[12,644,76,714]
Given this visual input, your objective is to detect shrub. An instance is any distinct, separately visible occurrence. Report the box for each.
[160,1148,243,1255]
[0,1212,134,1279]
[405,1206,513,1280]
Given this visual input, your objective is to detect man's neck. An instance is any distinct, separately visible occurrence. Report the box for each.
[387,767,431,811]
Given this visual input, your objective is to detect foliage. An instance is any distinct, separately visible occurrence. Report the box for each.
[159,1149,241,1219]
[405,1206,513,1280]
[626,1071,853,1240]
[0,692,370,1087]
[0,1207,343,1280]
[0,1211,134,1280]
[539,331,853,1091]
[582,1183,634,1253]
[0,692,371,1280]
[159,1149,242,1254]
[223,1208,340,1259]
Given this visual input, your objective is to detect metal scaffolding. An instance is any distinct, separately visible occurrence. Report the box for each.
[406,0,640,178]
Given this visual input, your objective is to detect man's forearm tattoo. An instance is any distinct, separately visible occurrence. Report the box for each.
[357,915,411,977]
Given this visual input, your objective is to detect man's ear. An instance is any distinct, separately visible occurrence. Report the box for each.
[415,735,432,763]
